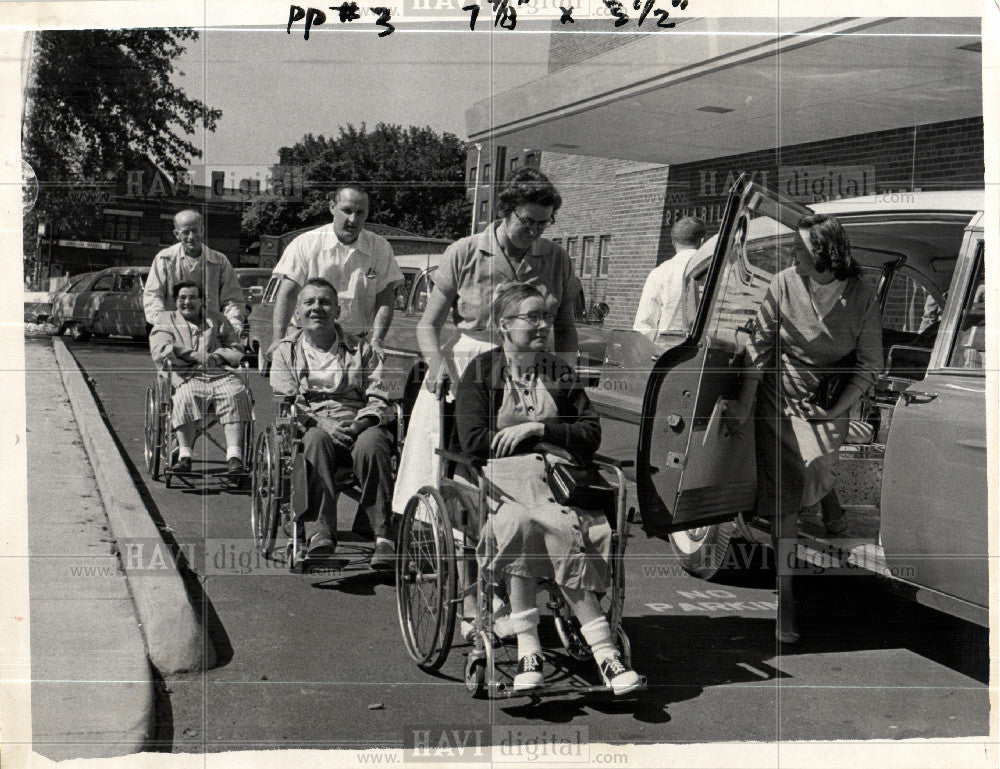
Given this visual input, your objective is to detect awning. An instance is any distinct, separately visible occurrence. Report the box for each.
[465,17,981,164]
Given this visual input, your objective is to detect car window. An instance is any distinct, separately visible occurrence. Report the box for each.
[116,274,137,292]
[947,243,985,371]
[67,275,93,292]
[262,275,281,303]
[704,212,795,348]
[91,274,115,292]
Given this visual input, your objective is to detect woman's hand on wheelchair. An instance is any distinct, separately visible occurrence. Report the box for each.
[424,362,450,396]
[491,422,543,458]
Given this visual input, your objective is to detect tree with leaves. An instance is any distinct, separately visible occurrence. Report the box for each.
[22,29,221,242]
[243,123,471,242]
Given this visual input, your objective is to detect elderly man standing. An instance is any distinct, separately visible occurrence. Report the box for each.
[144,208,244,330]
[269,278,396,567]
[149,281,252,476]
[633,216,707,337]
[267,187,403,359]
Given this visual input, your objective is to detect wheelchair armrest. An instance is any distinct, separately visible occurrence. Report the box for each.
[435,448,485,471]
[592,452,634,469]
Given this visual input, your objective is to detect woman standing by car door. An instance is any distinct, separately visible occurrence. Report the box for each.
[726,214,883,643]
[391,168,579,518]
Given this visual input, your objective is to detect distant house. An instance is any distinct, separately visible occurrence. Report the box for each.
[35,160,245,280]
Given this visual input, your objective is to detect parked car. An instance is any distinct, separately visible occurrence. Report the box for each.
[49,266,150,342]
[633,178,986,628]
[235,268,272,308]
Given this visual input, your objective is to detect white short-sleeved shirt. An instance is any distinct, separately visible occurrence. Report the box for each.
[633,247,699,336]
[273,224,403,337]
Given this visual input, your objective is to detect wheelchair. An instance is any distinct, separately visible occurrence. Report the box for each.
[394,387,639,700]
[249,397,405,574]
[143,361,255,489]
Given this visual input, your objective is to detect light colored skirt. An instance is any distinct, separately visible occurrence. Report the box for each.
[391,333,498,516]
[475,454,612,593]
[756,386,849,512]
[171,374,252,428]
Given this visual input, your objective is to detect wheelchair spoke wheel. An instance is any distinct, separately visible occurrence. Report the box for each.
[143,386,162,480]
[396,487,458,672]
[251,428,281,556]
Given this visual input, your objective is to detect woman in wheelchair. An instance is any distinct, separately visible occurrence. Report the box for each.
[268,278,396,567]
[149,280,252,476]
[455,283,643,695]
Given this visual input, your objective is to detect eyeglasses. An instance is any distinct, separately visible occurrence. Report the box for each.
[511,210,555,230]
[504,311,555,325]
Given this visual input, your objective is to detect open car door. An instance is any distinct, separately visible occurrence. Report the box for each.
[636,177,812,536]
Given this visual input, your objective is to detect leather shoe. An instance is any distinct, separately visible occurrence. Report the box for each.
[305,533,337,559]
[226,456,245,477]
[171,456,192,474]
[369,539,396,570]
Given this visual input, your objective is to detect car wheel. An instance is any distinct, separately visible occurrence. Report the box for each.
[668,521,738,580]
[68,323,91,342]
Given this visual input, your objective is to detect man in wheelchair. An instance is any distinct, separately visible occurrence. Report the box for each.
[268,278,396,566]
[454,283,643,695]
[149,281,253,476]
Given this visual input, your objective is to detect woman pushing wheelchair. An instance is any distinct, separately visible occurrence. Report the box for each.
[455,283,644,695]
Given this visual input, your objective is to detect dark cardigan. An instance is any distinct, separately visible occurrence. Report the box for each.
[455,348,601,462]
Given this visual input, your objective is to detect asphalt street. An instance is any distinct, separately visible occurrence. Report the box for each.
[65,337,988,751]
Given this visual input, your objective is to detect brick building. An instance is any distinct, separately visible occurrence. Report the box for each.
[465,17,983,329]
[38,162,245,280]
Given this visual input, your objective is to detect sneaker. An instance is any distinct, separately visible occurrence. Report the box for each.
[598,654,644,696]
[513,653,545,691]
[171,456,192,474]
[226,457,245,477]
[369,539,396,570]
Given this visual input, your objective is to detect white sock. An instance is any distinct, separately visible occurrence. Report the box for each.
[376,536,394,547]
[226,447,242,461]
[580,618,617,664]
[508,608,541,658]
[177,446,193,459]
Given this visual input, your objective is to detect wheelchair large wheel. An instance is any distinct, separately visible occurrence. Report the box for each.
[396,487,458,672]
[143,386,162,481]
[250,427,281,557]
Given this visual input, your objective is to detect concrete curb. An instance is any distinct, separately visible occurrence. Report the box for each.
[53,337,216,674]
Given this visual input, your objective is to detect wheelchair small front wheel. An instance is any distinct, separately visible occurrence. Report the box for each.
[396,487,458,672]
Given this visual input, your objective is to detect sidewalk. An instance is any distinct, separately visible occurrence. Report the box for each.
[26,340,154,760]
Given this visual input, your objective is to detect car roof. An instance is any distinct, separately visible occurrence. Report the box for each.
[96,265,149,276]
[808,190,984,216]
[394,253,444,272]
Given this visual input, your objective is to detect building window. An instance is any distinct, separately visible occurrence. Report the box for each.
[479,200,489,220]
[102,210,141,242]
[483,164,491,183]
[581,236,594,277]
[566,237,579,273]
[598,235,612,275]
[510,158,518,174]
[159,215,176,244]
